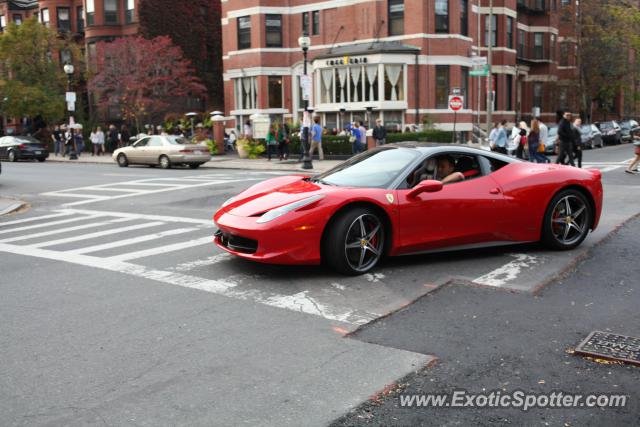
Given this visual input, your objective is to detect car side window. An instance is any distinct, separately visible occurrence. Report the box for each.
[479,155,509,174]
[149,136,164,147]
[134,138,149,147]
[403,154,483,189]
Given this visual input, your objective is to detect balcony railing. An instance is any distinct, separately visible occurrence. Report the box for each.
[517,0,548,13]
[517,45,551,62]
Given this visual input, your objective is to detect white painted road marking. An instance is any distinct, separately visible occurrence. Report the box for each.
[106,236,213,261]
[0,211,74,227]
[67,227,200,255]
[0,214,103,235]
[29,222,166,248]
[170,252,233,272]
[473,254,539,287]
[0,217,129,243]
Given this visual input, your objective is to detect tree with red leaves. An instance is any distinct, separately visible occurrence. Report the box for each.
[89,35,207,131]
[138,0,223,110]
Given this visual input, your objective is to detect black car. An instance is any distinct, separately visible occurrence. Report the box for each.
[580,124,604,149]
[597,121,622,145]
[0,136,49,162]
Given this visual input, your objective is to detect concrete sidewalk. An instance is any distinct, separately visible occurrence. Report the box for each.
[45,153,342,173]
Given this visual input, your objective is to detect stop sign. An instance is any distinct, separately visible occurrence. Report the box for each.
[448,95,464,111]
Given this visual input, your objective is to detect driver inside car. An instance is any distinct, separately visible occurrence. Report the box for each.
[437,156,465,184]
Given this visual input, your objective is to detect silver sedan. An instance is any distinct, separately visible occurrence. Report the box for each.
[113,135,211,169]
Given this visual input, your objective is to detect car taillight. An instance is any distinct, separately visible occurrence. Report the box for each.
[179,149,193,153]
[18,144,26,149]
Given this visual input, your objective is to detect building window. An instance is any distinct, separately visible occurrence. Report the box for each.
[268,76,283,108]
[77,6,84,32]
[460,0,468,36]
[461,67,469,108]
[320,69,334,103]
[435,0,449,33]
[265,15,282,47]
[302,12,309,35]
[533,83,543,109]
[0,15,5,31]
[559,42,569,66]
[312,11,320,35]
[104,0,118,25]
[550,33,556,61]
[13,15,22,25]
[60,49,72,66]
[484,15,497,47]
[384,65,404,101]
[237,16,251,50]
[493,75,498,110]
[364,65,378,102]
[506,74,513,111]
[40,8,49,27]
[534,32,544,59]
[235,77,257,110]
[87,42,97,72]
[561,0,570,5]
[558,86,569,110]
[86,0,95,25]
[57,8,70,32]
[126,0,135,24]
[435,65,449,109]
[506,17,513,49]
[388,0,404,36]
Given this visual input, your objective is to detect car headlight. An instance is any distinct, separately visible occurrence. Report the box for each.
[256,194,325,224]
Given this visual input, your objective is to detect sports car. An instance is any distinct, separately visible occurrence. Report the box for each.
[213,144,603,275]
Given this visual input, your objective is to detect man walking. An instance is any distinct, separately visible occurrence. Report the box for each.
[107,124,119,153]
[51,125,63,157]
[372,119,387,146]
[556,111,575,166]
[358,121,367,151]
[493,120,508,154]
[310,116,324,161]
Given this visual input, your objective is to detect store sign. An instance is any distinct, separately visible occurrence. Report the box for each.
[252,116,270,139]
[324,56,368,67]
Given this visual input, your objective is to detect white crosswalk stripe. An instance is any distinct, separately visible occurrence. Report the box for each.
[67,227,200,255]
[0,217,129,242]
[30,221,166,248]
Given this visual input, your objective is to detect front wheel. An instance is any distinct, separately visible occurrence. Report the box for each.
[541,189,592,250]
[323,207,386,275]
[159,155,171,169]
[189,163,201,169]
[8,150,17,162]
[117,153,128,167]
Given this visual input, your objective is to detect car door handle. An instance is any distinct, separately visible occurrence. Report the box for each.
[489,188,501,195]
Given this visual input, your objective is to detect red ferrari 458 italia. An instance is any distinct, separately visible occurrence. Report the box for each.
[214,144,603,275]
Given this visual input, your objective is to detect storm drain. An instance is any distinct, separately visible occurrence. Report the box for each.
[575,331,640,366]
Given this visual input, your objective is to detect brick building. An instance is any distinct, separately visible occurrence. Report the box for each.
[220,0,592,132]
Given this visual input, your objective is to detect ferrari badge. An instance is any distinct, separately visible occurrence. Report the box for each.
[385,194,394,204]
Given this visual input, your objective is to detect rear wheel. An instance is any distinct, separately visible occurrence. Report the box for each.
[323,207,386,275]
[189,163,201,169]
[8,150,17,162]
[159,155,171,169]
[117,153,128,167]
[541,189,592,250]
[37,158,46,162]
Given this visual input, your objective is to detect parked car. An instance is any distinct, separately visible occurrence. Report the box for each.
[214,144,603,275]
[545,126,558,154]
[619,120,639,142]
[0,136,49,162]
[580,124,604,149]
[597,121,622,145]
[112,135,211,169]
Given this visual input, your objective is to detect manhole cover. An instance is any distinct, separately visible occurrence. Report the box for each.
[575,331,640,366]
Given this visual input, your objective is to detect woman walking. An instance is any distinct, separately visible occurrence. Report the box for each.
[528,119,541,163]
[265,124,279,161]
[91,126,105,156]
[278,122,289,160]
[625,136,640,174]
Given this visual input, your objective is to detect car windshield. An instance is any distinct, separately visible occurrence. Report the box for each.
[600,122,614,130]
[580,125,591,134]
[15,137,41,145]
[165,136,193,145]
[312,147,421,188]
[548,127,558,137]
[620,122,631,130]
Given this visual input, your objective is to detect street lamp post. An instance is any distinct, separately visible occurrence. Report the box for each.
[63,62,77,160]
[298,34,313,170]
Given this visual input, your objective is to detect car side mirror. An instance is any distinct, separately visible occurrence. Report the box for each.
[408,180,443,198]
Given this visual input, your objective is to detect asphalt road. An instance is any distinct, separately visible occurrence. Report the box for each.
[0,144,638,426]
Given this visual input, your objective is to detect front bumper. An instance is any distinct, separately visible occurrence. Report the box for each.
[213,211,323,265]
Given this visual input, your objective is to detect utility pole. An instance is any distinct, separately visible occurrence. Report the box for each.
[486,0,493,133]
[476,0,482,134]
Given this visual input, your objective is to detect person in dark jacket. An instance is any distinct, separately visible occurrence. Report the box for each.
[107,124,119,153]
[572,117,584,168]
[372,119,387,146]
[120,125,131,148]
[556,111,575,166]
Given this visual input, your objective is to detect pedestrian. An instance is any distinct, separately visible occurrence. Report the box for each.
[265,123,279,161]
[488,122,499,149]
[625,136,640,174]
[120,125,130,147]
[373,118,387,146]
[358,121,367,150]
[107,124,118,153]
[278,122,289,160]
[93,126,105,156]
[515,122,528,160]
[493,120,508,154]
[51,125,63,156]
[538,117,551,162]
[64,127,76,156]
[528,119,541,163]
[572,117,584,168]
[556,111,575,166]
[350,122,361,154]
[310,116,324,160]
[226,130,237,152]
[243,120,253,139]
[74,129,84,157]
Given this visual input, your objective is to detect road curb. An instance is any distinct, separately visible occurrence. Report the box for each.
[0,200,28,216]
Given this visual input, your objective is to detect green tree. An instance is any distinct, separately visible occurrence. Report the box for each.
[0,17,79,124]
